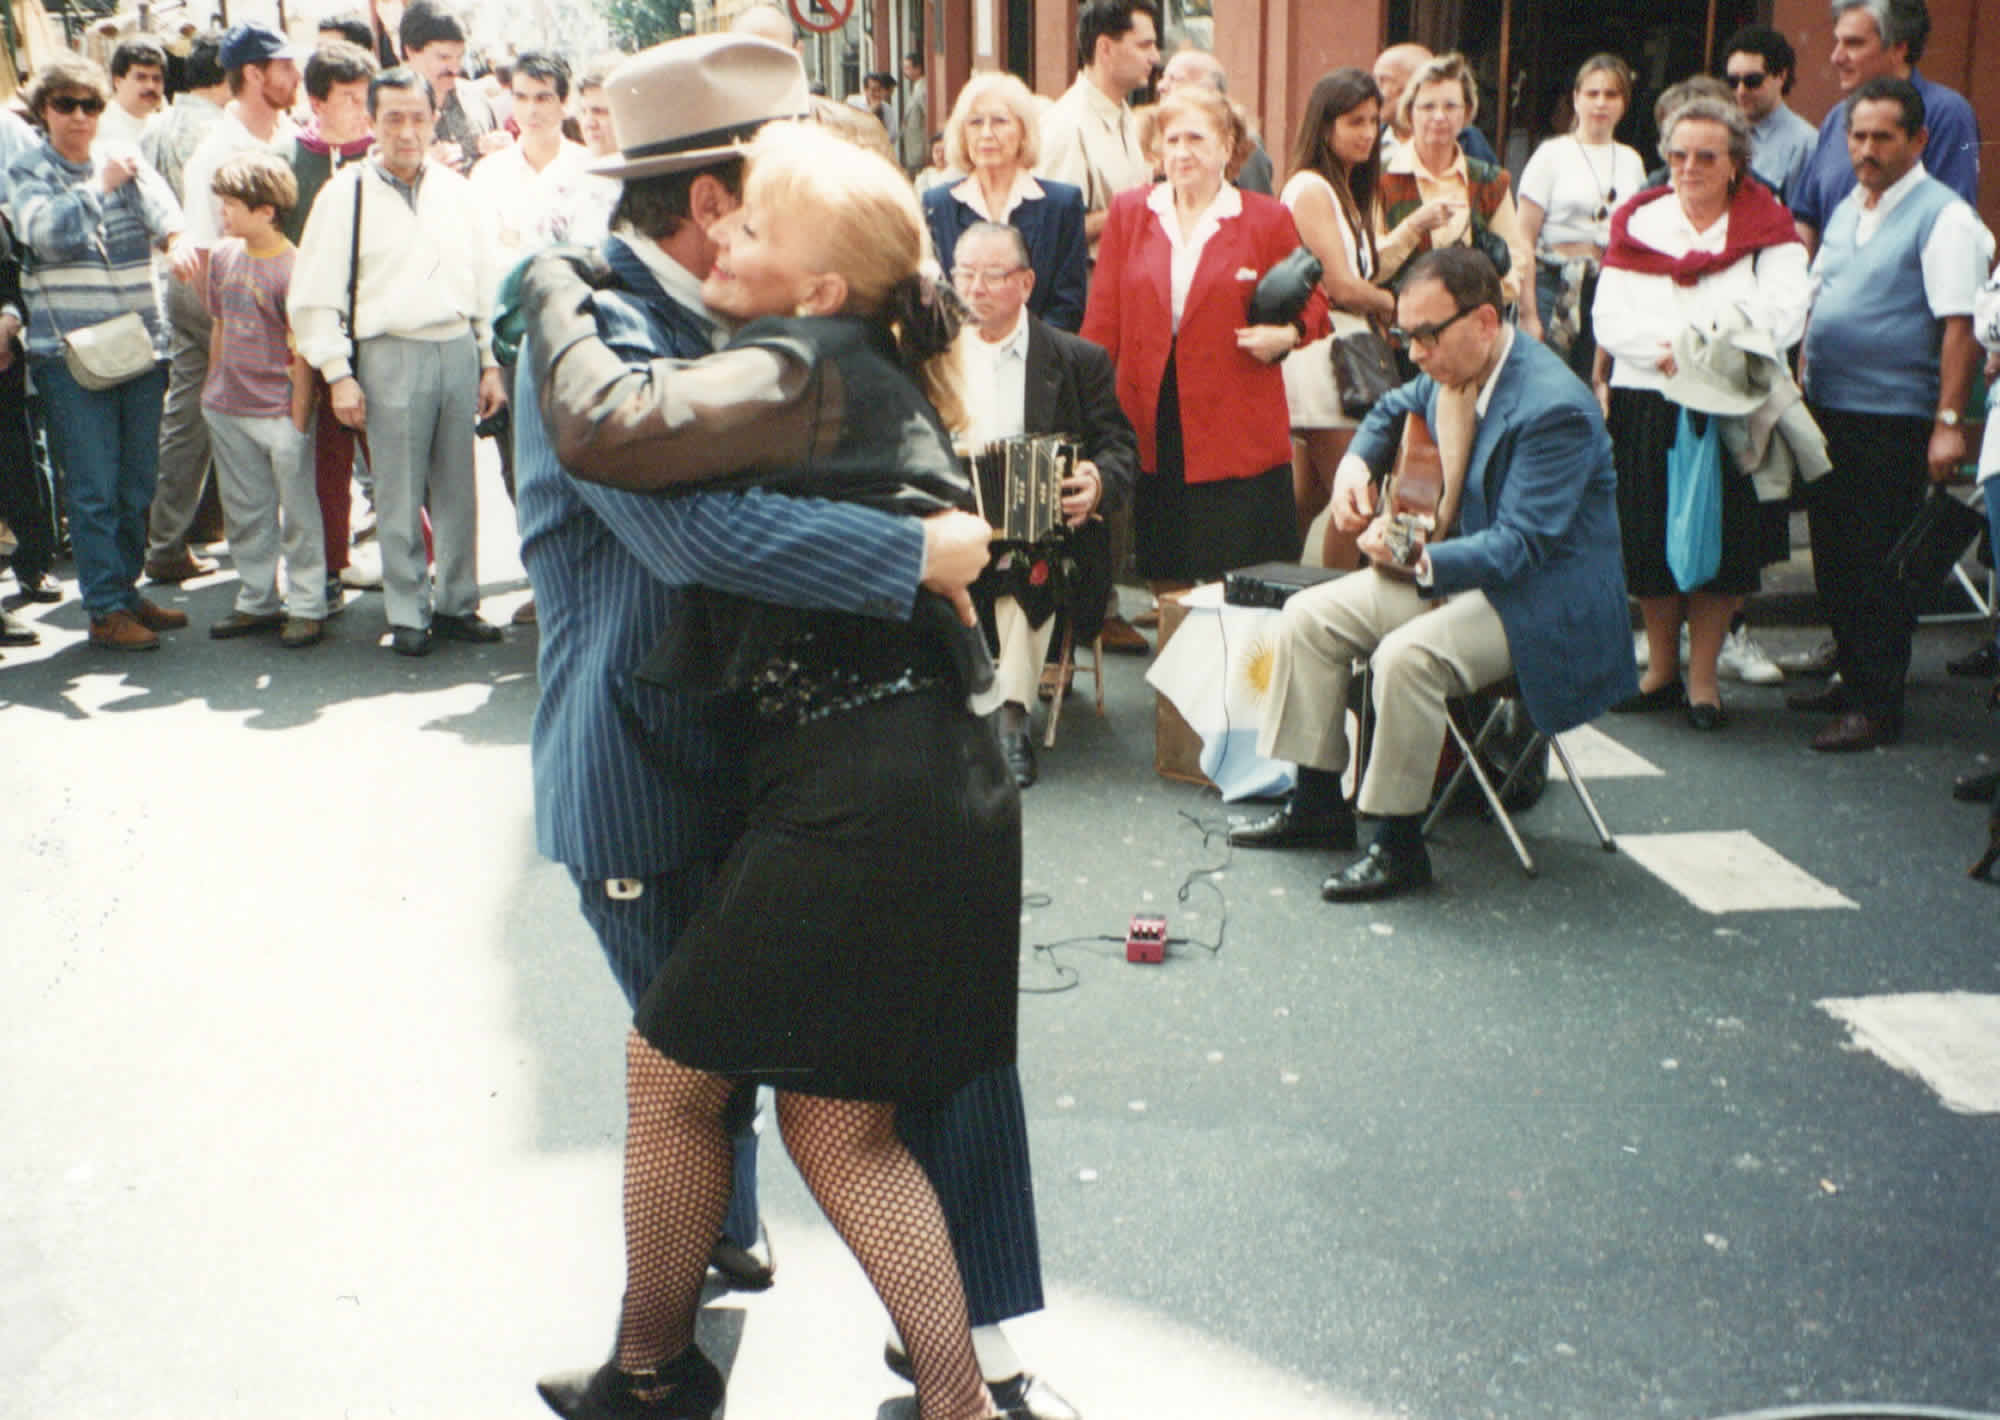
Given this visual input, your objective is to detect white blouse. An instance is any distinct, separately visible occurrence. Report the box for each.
[1278,168,1374,282]
[1592,194,1812,393]
[1148,180,1241,332]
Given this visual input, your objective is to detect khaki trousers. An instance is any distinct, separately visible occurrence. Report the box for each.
[992,596,1059,709]
[1255,569,1513,817]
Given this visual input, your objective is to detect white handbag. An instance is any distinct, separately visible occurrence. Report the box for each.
[58,310,157,390]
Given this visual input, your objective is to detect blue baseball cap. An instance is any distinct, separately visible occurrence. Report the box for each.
[219,22,303,69]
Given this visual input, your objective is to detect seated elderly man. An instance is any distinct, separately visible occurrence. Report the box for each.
[953,220,1136,786]
[1230,246,1634,900]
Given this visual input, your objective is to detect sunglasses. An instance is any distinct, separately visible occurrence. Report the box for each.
[1725,72,1768,90]
[1389,304,1477,350]
[46,94,107,116]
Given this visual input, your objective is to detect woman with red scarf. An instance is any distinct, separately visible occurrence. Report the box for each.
[1593,96,1809,731]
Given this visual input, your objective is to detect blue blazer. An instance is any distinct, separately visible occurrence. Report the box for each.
[515,235,926,878]
[1350,332,1637,735]
[923,178,1089,332]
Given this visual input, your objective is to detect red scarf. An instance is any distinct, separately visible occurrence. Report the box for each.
[1602,181,1799,286]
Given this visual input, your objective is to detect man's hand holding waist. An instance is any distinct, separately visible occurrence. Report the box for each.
[921,510,993,626]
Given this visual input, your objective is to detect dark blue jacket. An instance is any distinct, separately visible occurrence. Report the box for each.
[923,177,1089,332]
[1350,332,1637,734]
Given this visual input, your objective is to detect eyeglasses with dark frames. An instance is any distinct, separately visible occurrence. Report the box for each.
[46,94,107,116]
[1389,304,1478,350]
[1725,71,1768,90]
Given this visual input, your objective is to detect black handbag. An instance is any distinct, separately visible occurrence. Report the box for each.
[1886,486,1988,589]
[1330,320,1397,419]
[1247,244,1323,327]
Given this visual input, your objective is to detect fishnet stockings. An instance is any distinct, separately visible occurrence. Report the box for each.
[612,1032,994,1419]
[774,1092,996,1420]
[614,1030,733,1372]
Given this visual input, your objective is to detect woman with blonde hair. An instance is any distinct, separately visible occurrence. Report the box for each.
[923,70,1088,330]
[521,121,1013,1420]
[1083,82,1303,597]
[1374,51,1531,305]
[1515,53,1645,371]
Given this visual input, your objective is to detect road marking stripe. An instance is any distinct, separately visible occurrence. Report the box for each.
[1618,830,1859,914]
[1819,993,2000,1115]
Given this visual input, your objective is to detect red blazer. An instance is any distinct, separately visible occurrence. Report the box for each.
[1080,184,1299,484]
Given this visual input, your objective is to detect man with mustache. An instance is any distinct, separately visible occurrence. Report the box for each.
[1790,76,1994,753]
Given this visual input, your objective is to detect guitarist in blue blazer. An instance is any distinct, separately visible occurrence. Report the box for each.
[1232,247,1635,900]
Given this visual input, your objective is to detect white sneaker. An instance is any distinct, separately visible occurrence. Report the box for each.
[339,540,383,589]
[1717,626,1784,684]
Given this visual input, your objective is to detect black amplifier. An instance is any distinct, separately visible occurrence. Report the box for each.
[1221,562,1341,609]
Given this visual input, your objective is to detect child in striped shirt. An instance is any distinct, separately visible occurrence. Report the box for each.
[202,150,327,647]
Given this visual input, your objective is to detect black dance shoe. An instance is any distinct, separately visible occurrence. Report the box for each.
[535,1348,723,1420]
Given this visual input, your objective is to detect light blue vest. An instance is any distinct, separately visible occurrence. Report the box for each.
[1804,174,1958,418]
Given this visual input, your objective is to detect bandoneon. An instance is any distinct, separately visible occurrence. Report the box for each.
[967,434,1078,545]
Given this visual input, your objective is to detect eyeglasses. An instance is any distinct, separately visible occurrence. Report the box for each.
[1725,71,1768,90]
[951,265,1024,288]
[1665,147,1727,168]
[1389,304,1477,350]
[46,94,106,116]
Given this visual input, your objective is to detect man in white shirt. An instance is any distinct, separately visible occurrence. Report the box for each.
[1036,0,1158,257]
[142,22,303,587]
[291,67,508,656]
[1789,77,1995,751]
[953,222,1135,786]
[94,36,166,156]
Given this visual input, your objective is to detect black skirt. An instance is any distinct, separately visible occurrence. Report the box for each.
[1134,347,1300,583]
[1609,386,1787,599]
[635,688,1021,1105]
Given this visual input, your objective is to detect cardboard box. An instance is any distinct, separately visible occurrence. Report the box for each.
[1153,588,1215,789]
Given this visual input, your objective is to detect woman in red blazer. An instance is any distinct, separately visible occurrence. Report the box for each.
[1081,84,1303,592]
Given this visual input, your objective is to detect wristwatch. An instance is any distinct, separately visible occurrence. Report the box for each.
[1937,409,1962,428]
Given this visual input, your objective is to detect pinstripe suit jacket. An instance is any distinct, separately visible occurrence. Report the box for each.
[516,234,928,878]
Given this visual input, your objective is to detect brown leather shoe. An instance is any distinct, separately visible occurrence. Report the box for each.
[89,609,159,651]
[511,597,537,626]
[143,549,218,583]
[209,610,284,639]
[1100,614,1150,655]
[132,597,190,631]
[1812,711,1901,753]
[280,617,325,648]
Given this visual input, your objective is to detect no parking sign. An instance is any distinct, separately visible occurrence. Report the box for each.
[788,0,855,33]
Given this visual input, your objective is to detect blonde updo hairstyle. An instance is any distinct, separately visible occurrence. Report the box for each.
[743,120,967,432]
[1151,82,1256,178]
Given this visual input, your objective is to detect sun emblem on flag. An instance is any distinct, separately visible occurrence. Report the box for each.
[1239,632,1276,703]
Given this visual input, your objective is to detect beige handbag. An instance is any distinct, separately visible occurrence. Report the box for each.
[57,310,157,390]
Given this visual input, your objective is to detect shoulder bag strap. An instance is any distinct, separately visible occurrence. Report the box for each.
[344,165,364,364]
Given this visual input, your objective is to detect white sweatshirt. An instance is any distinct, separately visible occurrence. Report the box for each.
[289,158,497,382]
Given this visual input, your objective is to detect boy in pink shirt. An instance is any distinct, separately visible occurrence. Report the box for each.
[203,151,327,647]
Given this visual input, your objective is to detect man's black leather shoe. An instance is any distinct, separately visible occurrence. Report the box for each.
[1003,730,1038,788]
[1229,799,1357,851]
[1322,841,1434,902]
[1786,681,1851,713]
[389,625,432,657]
[990,1371,1083,1420]
[432,611,505,643]
[1947,642,2000,678]
[707,1225,775,1290]
[535,1349,723,1420]
[1953,766,2000,803]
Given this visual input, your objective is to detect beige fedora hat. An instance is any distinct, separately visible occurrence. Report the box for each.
[593,34,811,182]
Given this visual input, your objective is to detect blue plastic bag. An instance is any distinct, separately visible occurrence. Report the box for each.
[1666,408,1722,592]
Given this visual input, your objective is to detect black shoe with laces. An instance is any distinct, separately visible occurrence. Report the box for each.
[535,1347,724,1420]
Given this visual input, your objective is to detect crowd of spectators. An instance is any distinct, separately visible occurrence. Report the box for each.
[0,0,1993,805]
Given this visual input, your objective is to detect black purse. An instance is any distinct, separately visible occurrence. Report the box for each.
[1885,486,1987,590]
[1247,245,1323,327]
[1330,320,1397,418]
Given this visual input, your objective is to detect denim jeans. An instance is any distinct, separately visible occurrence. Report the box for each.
[33,357,167,616]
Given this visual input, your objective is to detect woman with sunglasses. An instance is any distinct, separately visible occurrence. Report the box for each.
[1593,96,1808,731]
[1514,54,1645,375]
[7,54,199,650]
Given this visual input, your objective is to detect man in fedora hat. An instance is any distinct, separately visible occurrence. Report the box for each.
[515,34,1078,1420]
